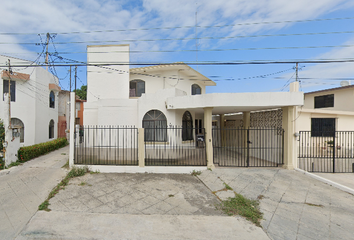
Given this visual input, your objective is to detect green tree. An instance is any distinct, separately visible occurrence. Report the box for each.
[74,85,87,100]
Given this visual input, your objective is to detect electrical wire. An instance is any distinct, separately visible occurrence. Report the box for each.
[1,16,353,36]
[1,30,354,45]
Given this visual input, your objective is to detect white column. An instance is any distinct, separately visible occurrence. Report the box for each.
[138,128,145,167]
[282,106,296,170]
[204,107,215,169]
[69,92,76,167]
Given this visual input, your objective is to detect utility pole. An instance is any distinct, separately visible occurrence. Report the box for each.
[69,66,72,92]
[45,33,50,71]
[7,59,11,129]
[295,62,299,82]
[75,66,77,92]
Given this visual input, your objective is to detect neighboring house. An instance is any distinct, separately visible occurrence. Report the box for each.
[297,85,354,133]
[58,90,70,138]
[0,55,60,146]
[82,44,303,169]
[75,98,85,126]
[297,84,354,172]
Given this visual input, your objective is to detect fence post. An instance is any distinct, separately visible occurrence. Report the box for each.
[332,131,336,173]
[69,92,76,168]
[138,128,145,167]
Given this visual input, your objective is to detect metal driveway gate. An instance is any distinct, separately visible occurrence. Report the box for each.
[213,128,284,167]
[298,131,354,173]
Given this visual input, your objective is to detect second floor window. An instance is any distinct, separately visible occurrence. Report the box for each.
[314,94,334,108]
[191,84,201,95]
[130,80,145,97]
[49,91,55,108]
[3,80,16,102]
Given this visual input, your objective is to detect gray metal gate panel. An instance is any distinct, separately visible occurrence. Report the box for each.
[213,128,284,167]
[299,131,354,173]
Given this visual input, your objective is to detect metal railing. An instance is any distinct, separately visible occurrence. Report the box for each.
[299,131,354,173]
[74,126,138,165]
[213,128,284,167]
[144,126,206,166]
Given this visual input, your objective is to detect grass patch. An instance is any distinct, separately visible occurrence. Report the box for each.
[38,166,91,211]
[223,182,233,190]
[168,194,174,197]
[305,202,324,207]
[62,160,69,169]
[90,169,100,174]
[217,193,263,227]
[8,161,22,168]
[38,200,50,211]
[257,194,265,200]
[79,181,87,186]
[191,170,202,176]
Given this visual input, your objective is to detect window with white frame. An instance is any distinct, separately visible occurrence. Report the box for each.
[130,80,145,97]
[11,118,24,143]
[182,111,193,141]
[143,110,167,142]
[49,119,55,139]
[49,91,55,108]
[3,80,16,102]
[191,84,201,95]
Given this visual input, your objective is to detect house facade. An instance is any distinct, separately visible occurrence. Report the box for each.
[297,85,354,133]
[0,55,60,146]
[296,85,354,172]
[82,44,303,171]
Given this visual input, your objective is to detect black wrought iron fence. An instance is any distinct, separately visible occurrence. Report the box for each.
[212,128,284,167]
[299,131,354,173]
[144,126,206,166]
[74,126,138,165]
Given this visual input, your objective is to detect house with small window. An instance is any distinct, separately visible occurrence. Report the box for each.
[80,44,304,171]
[297,84,354,172]
[297,85,354,134]
[0,55,60,146]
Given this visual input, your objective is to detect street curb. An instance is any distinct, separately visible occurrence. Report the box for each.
[295,168,354,195]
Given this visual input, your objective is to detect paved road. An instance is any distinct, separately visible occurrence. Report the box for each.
[0,146,69,240]
[198,168,354,240]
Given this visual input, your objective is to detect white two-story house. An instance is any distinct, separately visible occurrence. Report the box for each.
[0,55,60,146]
[83,44,304,169]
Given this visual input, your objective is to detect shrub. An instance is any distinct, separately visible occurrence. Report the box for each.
[18,138,68,162]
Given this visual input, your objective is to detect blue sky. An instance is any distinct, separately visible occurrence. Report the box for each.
[1,0,354,94]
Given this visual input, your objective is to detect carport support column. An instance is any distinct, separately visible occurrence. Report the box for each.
[282,106,296,170]
[219,114,225,146]
[242,111,250,129]
[204,107,215,169]
[138,128,145,167]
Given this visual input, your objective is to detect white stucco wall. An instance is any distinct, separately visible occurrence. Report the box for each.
[130,68,207,97]
[298,87,354,132]
[87,45,130,102]
[304,87,354,112]
[0,55,59,146]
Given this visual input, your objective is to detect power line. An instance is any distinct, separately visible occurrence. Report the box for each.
[2,30,354,46]
[1,16,354,36]
[1,58,354,68]
[3,44,354,55]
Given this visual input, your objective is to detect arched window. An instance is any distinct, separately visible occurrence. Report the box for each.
[182,111,193,141]
[49,91,55,108]
[143,110,167,142]
[191,84,201,95]
[11,118,24,143]
[49,120,55,139]
[130,79,145,97]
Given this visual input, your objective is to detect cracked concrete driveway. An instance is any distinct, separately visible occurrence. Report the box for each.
[49,173,222,216]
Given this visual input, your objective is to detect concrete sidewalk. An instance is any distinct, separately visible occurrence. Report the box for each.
[0,146,69,240]
[198,168,354,240]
